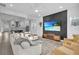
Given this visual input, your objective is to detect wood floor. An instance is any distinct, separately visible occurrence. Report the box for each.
[0,33,13,55]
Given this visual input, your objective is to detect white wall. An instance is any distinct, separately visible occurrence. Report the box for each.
[67,5,79,38]
[30,16,43,37]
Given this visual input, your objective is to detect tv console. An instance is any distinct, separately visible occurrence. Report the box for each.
[43,33,61,41]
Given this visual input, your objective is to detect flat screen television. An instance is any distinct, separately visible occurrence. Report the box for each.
[44,19,61,31]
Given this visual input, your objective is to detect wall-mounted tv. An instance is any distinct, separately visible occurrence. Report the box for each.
[44,19,61,31]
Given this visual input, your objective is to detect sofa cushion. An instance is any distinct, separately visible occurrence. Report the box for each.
[31,39,42,46]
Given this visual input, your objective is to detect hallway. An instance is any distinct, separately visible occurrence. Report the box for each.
[0,32,13,55]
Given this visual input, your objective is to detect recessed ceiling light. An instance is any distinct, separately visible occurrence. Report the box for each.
[35,9,39,13]
[59,6,63,9]
[9,4,13,7]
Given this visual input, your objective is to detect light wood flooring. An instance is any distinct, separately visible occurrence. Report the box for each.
[0,33,13,55]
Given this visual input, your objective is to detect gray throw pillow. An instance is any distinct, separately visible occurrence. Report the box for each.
[21,41,30,49]
[14,38,32,48]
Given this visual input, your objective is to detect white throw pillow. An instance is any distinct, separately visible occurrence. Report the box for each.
[21,41,30,49]
[29,36,38,41]
[25,33,30,37]
[33,36,38,40]
[28,36,34,40]
[20,33,24,38]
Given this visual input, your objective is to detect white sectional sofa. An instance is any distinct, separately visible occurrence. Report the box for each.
[10,33,42,55]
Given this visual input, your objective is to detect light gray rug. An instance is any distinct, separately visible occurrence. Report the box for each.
[41,38,63,55]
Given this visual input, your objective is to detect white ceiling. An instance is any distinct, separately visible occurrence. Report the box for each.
[0,3,79,18]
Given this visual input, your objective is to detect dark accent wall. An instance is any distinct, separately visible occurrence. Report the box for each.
[43,10,67,39]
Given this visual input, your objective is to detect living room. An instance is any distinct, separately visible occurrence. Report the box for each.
[0,3,79,55]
